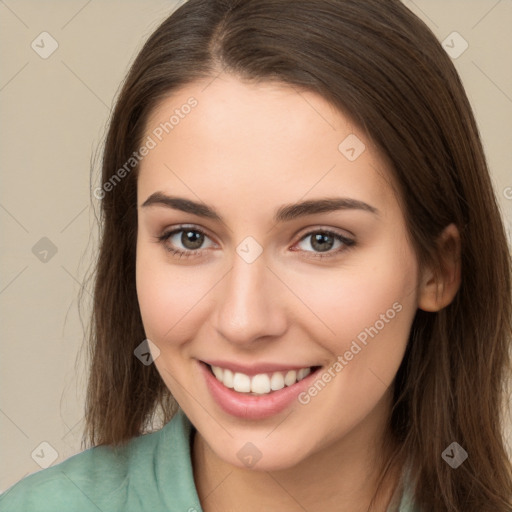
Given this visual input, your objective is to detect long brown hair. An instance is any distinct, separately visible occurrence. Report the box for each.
[80,0,512,510]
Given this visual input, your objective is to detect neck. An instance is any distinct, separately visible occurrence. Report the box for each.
[192,392,403,512]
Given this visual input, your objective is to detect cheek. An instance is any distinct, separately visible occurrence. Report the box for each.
[135,242,213,345]
[290,249,417,431]
[296,237,418,362]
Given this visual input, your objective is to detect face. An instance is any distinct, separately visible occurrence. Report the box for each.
[136,73,421,471]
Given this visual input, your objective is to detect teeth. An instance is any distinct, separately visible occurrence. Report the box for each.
[270,372,285,391]
[297,368,311,381]
[284,370,297,386]
[210,365,313,395]
[212,366,223,380]
[251,374,271,394]
[233,372,251,392]
[223,368,234,388]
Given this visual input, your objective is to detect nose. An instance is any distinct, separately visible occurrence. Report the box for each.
[213,249,288,347]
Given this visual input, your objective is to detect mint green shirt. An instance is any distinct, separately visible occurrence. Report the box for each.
[0,409,417,511]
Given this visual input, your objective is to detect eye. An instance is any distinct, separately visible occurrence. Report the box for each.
[156,226,215,259]
[293,229,355,259]
[155,225,355,260]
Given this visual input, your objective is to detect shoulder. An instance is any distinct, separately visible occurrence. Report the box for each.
[0,443,125,511]
[0,410,199,512]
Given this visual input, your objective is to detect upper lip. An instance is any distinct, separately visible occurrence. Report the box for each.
[201,359,317,376]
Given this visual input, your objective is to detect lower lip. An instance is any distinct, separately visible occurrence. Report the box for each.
[199,361,319,420]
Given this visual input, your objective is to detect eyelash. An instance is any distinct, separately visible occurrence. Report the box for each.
[155,225,355,260]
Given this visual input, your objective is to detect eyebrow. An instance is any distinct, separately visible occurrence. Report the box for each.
[140,192,379,223]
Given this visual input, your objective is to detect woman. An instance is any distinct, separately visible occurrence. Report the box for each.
[1,0,511,510]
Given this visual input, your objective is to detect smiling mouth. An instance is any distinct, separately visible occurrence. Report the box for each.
[205,363,321,395]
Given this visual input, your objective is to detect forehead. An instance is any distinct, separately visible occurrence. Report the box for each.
[138,74,397,218]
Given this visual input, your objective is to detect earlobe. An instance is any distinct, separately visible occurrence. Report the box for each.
[418,223,461,312]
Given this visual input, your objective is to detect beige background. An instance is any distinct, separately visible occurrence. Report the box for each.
[0,0,511,492]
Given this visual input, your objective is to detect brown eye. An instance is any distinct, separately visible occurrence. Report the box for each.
[295,230,355,259]
[179,229,204,250]
[157,226,215,258]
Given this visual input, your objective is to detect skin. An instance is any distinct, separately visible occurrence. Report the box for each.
[135,73,460,511]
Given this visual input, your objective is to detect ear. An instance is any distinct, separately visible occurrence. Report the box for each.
[418,223,461,312]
